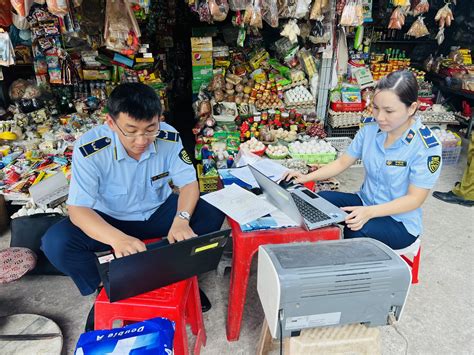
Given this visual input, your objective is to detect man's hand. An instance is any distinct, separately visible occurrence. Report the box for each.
[342,206,375,231]
[111,235,147,258]
[168,218,197,244]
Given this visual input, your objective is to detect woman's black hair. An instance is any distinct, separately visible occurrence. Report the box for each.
[375,70,418,108]
[107,82,162,121]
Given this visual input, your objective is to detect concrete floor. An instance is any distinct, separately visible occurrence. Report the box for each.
[1,140,473,355]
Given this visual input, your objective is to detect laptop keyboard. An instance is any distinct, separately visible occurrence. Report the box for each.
[291,194,331,224]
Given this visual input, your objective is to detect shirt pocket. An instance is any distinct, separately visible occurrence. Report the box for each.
[99,184,128,205]
[150,176,171,200]
[384,161,410,196]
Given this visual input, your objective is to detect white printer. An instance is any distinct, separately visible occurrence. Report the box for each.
[257,238,411,338]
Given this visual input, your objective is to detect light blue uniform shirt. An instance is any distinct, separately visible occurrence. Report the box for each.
[67,122,197,221]
[346,118,442,237]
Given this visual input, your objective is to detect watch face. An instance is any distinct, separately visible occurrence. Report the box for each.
[179,211,191,220]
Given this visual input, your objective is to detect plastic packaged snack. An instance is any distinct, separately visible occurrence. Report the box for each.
[407,16,429,38]
[209,0,229,22]
[388,7,405,30]
[413,0,429,16]
[435,4,454,28]
[262,0,278,28]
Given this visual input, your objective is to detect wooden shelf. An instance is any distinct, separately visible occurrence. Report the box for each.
[373,39,437,44]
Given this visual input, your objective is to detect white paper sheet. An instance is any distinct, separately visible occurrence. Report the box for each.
[229,166,259,188]
[250,159,289,181]
[200,184,277,224]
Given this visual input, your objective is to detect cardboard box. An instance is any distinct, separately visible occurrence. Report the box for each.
[191,37,213,52]
[192,65,213,80]
[192,51,213,66]
[192,79,211,93]
[82,69,111,80]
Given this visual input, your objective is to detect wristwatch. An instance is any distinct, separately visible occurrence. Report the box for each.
[176,211,191,221]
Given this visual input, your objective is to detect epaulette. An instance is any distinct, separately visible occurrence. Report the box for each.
[156,130,180,142]
[360,117,377,125]
[79,137,111,157]
[418,126,439,148]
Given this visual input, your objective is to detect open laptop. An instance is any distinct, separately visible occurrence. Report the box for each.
[96,229,231,302]
[249,165,347,230]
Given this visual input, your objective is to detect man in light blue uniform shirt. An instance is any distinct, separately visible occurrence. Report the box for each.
[41,84,224,309]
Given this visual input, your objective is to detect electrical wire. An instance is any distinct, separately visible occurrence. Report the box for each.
[388,313,409,355]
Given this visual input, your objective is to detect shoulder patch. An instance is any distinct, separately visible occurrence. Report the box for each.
[427,155,441,173]
[418,126,439,148]
[361,117,377,125]
[79,137,111,158]
[156,130,180,142]
[179,149,192,165]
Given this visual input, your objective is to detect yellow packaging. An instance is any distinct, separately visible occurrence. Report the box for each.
[249,49,270,70]
[135,57,155,63]
[0,145,10,156]
[192,51,213,66]
[190,37,213,51]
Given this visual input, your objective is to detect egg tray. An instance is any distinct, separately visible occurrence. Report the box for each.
[256,102,284,110]
[281,79,309,91]
[289,151,337,164]
[419,111,457,124]
[328,115,361,128]
[284,99,316,109]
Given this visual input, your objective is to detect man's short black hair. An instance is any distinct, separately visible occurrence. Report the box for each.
[107,83,162,121]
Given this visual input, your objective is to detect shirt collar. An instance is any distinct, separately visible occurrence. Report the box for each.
[402,118,422,145]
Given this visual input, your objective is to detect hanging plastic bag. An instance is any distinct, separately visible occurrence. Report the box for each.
[340,0,363,27]
[336,0,346,16]
[0,31,15,67]
[388,7,405,30]
[435,27,445,45]
[262,0,278,27]
[278,0,297,18]
[280,19,300,44]
[310,0,329,20]
[243,0,263,28]
[0,0,12,27]
[294,0,311,19]
[407,16,429,38]
[11,0,26,17]
[46,0,70,17]
[229,0,251,11]
[435,4,454,28]
[412,0,429,16]
[209,0,229,22]
[198,1,212,23]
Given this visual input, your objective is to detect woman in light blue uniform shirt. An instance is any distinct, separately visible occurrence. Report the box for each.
[283,70,442,249]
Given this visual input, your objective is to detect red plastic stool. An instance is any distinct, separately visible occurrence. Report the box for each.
[396,238,421,284]
[94,276,206,355]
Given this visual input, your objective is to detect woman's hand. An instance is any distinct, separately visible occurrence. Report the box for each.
[342,206,375,231]
[281,170,309,184]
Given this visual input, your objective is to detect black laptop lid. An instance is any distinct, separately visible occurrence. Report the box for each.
[103,229,230,302]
